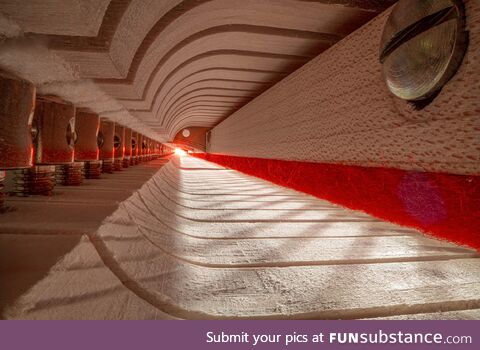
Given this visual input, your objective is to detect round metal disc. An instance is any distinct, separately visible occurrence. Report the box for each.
[380,0,468,102]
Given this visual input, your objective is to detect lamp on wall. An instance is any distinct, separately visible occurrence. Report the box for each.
[379,0,469,107]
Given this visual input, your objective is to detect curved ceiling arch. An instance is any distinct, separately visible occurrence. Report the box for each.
[161,81,271,122]
[101,65,287,101]
[100,0,371,85]
[119,24,337,99]
[140,97,249,121]
[150,68,287,116]
[158,97,249,114]
[167,114,234,137]
[171,109,235,123]
[122,50,307,111]
[161,88,258,125]
[132,94,252,123]
[165,105,241,129]
[118,28,323,107]
[171,105,238,117]
[101,22,339,89]
[169,114,226,137]
[157,76,277,117]
[161,87,258,126]
[170,113,227,131]
[163,99,249,122]
[1,0,397,141]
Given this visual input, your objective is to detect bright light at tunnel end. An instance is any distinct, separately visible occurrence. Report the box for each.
[175,148,187,156]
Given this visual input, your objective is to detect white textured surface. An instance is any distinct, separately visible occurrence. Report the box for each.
[0,0,109,36]
[126,32,327,108]
[209,1,480,175]
[0,161,172,319]
[0,42,162,141]
[0,11,22,41]
[109,0,180,78]
[0,0,386,140]
[125,0,369,104]
[2,156,480,319]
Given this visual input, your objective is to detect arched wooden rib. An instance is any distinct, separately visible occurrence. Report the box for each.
[98,23,341,87]
[114,26,327,105]
[145,68,288,117]
[22,0,395,51]
[9,0,399,142]
[120,50,309,113]
[161,82,271,124]
[161,88,259,127]
[96,0,381,83]
[131,94,252,124]
[161,100,245,121]
[169,115,227,138]
[165,106,242,130]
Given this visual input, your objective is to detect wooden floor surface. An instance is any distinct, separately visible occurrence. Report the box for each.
[1,155,479,319]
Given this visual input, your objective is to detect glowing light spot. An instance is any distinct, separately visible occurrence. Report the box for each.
[175,148,186,156]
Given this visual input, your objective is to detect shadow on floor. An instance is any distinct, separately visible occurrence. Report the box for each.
[0,234,82,317]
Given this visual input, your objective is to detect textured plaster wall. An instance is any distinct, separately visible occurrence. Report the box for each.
[0,0,109,36]
[208,1,480,175]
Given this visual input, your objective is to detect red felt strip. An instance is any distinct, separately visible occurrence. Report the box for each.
[193,153,480,251]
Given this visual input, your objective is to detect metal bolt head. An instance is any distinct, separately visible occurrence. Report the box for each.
[114,135,121,150]
[97,131,105,148]
[66,118,76,148]
[380,0,468,102]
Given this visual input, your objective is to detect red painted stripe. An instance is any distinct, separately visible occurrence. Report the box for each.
[193,153,480,251]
